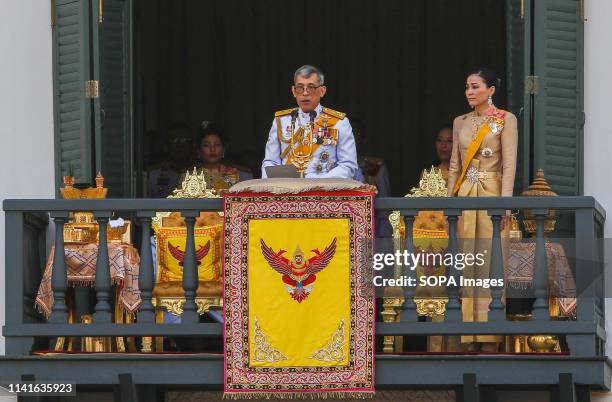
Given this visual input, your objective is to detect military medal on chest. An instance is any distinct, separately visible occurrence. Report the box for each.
[284,125,293,140]
[314,115,329,145]
[317,114,338,146]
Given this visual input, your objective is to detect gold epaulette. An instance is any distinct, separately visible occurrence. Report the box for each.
[275,108,297,117]
[322,107,346,120]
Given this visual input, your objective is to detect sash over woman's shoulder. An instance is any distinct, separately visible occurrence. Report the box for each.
[452,108,507,196]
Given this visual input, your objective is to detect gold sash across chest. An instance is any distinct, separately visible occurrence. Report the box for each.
[276,113,341,164]
[452,117,504,196]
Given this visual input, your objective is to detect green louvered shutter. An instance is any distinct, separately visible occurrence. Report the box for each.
[52,0,93,187]
[506,0,532,194]
[92,0,133,197]
[533,0,584,195]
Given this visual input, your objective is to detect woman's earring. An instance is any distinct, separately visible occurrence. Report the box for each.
[488,96,493,106]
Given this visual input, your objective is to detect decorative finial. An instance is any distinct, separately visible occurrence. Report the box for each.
[293,245,304,258]
[95,172,104,188]
[63,175,75,188]
[169,167,219,199]
[405,166,448,198]
[521,169,557,236]
[521,169,557,197]
[60,172,107,200]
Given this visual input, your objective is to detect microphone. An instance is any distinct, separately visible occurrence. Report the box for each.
[309,111,317,124]
[309,111,319,144]
[290,110,299,124]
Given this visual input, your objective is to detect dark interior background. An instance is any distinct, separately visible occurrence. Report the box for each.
[134,0,507,196]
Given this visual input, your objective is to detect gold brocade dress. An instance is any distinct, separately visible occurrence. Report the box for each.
[446,110,518,344]
[201,165,241,191]
[197,165,240,226]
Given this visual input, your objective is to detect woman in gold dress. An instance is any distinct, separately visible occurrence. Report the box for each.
[446,68,518,352]
[167,123,252,228]
[197,122,243,191]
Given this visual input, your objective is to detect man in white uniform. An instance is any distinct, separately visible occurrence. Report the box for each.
[261,65,358,179]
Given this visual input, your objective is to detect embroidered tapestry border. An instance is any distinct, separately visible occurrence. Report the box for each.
[223,191,375,398]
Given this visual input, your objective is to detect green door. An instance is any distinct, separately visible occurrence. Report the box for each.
[506,0,532,194]
[52,0,133,197]
[533,0,584,196]
[52,0,94,188]
[507,0,583,196]
[92,0,134,197]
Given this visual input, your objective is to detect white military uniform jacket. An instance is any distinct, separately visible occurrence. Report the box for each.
[261,104,358,179]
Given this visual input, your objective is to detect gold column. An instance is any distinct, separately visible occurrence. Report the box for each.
[383,211,406,353]
[381,295,404,353]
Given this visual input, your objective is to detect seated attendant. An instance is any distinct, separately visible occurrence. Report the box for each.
[431,123,453,183]
[147,123,193,198]
[197,121,252,191]
[352,117,391,197]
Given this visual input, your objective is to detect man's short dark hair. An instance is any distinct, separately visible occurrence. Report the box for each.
[294,65,325,85]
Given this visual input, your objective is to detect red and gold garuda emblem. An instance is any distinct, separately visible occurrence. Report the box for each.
[168,240,211,266]
[260,237,337,303]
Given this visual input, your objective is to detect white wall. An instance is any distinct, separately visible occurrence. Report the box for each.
[584,0,612,398]
[0,0,55,364]
[585,0,612,231]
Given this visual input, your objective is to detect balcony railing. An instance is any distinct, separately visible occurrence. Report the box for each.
[1,196,610,393]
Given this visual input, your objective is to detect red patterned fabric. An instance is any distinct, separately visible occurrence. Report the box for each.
[35,244,141,318]
[506,241,576,316]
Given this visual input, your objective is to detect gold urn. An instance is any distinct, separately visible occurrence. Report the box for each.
[107,222,129,243]
[521,169,557,236]
[527,335,559,352]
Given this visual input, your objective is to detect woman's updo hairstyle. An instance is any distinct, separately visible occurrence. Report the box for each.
[468,67,502,89]
[197,120,225,148]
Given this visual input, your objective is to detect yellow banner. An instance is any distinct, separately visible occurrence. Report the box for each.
[247,218,350,367]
